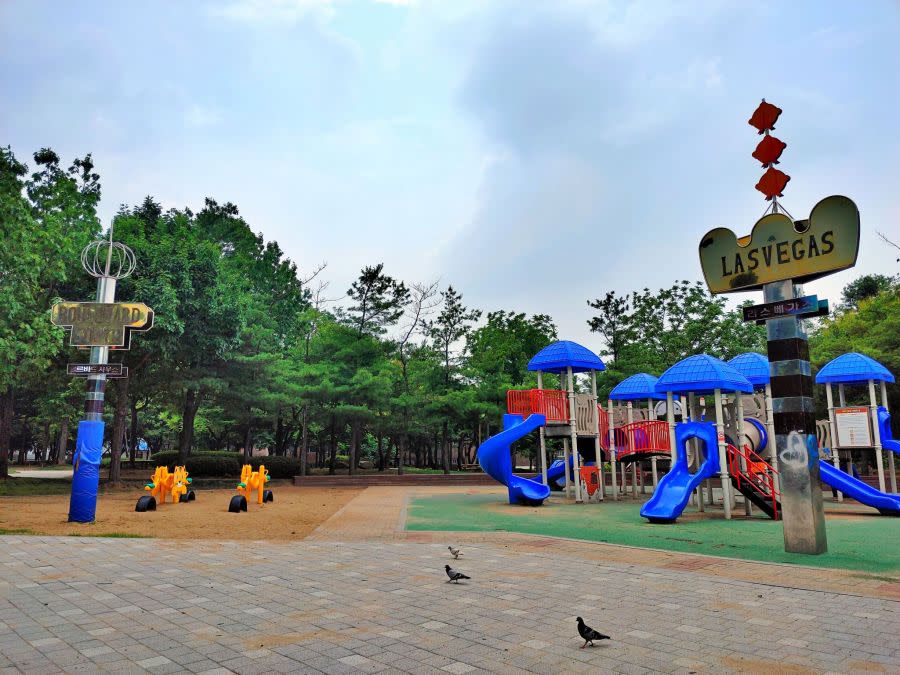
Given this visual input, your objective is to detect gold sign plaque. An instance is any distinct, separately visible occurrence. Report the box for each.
[699,195,860,294]
[51,302,154,348]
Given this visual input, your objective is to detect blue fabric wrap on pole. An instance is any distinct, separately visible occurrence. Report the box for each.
[68,420,105,523]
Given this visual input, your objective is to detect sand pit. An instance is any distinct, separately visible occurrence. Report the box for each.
[0,485,358,540]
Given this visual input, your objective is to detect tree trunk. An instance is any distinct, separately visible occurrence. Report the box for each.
[376,433,384,471]
[348,420,357,476]
[441,420,450,474]
[299,406,309,476]
[129,397,138,467]
[178,388,200,462]
[243,423,253,463]
[397,435,406,475]
[328,415,337,475]
[108,377,130,485]
[53,417,69,465]
[0,388,13,478]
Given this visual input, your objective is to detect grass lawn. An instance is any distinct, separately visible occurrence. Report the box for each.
[406,492,900,574]
[0,477,73,496]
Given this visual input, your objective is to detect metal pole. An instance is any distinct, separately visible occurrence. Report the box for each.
[648,397,658,488]
[714,389,733,520]
[882,380,897,494]
[764,279,826,554]
[868,379,886,493]
[590,371,603,501]
[608,399,618,500]
[567,367,583,503]
[626,401,635,498]
[537,371,548,487]
[825,383,842,502]
[736,392,751,516]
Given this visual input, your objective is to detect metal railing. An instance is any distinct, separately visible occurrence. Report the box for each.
[615,420,671,459]
[727,442,780,519]
[506,389,568,422]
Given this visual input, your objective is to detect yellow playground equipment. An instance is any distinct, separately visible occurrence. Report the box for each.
[136,465,195,512]
[228,464,273,512]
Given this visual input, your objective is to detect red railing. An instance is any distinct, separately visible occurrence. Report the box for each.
[616,420,670,459]
[727,443,780,520]
[506,389,568,422]
[598,406,609,450]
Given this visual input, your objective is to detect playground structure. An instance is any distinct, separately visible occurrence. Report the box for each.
[135,465,195,512]
[476,341,898,520]
[228,464,273,513]
[480,340,607,505]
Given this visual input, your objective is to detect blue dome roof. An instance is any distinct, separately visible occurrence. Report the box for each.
[728,352,770,387]
[655,354,753,394]
[610,373,668,401]
[527,340,605,374]
[815,352,895,384]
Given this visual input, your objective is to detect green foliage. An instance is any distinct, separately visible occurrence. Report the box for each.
[151,450,299,478]
[838,273,897,311]
[588,280,765,396]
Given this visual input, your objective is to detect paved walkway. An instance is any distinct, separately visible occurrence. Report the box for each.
[1,486,899,674]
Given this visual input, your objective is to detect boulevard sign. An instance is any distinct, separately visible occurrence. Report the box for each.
[51,302,154,348]
[67,363,128,378]
[742,295,829,324]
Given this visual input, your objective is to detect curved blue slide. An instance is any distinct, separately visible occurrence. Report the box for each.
[877,406,900,456]
[818,462,900,516]
[478,413,551,505]
[640,421,719,523]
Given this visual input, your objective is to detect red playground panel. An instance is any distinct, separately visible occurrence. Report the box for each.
[506,389,568,422]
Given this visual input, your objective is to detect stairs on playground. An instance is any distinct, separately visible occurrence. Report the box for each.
[727,443,781,520]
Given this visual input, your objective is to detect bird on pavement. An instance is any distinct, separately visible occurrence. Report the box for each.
[576,617,610,648]
[445,564,470,583]
[448,546,462,559]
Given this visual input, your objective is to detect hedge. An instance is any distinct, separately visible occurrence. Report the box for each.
[151,451,300,478]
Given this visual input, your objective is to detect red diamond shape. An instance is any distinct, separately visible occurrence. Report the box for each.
[752,135,786,167]
[748,101,782,134]
[755,167,790,200]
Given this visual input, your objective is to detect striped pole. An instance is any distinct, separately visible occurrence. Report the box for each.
[764,279,827,554]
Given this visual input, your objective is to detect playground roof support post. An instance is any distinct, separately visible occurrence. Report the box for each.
[824,383,843,502]
[647,397,658,488]
[608,398,618,501]
[666,392,677,465]
[626,401,635,499]
[590,370,604,501]
[883,381,897,494]
[713,388,734,520]
[566,366,584,503]
[764,381,780,496]
[868,379,886,493]
[736,392,752,517]
[536,371,548,488]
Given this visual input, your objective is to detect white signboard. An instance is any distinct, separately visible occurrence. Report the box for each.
[834,407,872,448]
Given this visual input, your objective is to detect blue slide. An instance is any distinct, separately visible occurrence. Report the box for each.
[537,455,575,490]
[877,406,900,456]
[818,462,900,516]
[477,413,551,506]
[640,421,719,524]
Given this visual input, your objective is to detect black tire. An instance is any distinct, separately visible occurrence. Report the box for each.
[183,489,196,502]
[228,495,248,513]
[263,489,274,503]
[135,495,157,512]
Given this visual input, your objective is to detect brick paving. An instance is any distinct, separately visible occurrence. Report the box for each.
[1,486,898,674]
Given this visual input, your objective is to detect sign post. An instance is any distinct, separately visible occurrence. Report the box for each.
[50,227,151,523]
[698,101,860,555]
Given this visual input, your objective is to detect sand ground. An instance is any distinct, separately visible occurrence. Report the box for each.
[0,485,358,539]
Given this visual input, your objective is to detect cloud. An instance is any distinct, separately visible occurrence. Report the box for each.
[210,0,335,23]
[184,104,222,128]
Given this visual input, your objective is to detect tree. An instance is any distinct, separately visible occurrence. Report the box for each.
[0,147,99,478]
[345,264,410,337]
[586,291,633,364]
[426,287,482,473]
[839,274,896,311]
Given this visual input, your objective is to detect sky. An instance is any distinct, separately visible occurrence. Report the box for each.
[2,0,898,352]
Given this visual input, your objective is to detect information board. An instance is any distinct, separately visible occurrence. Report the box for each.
[834,407,872,448]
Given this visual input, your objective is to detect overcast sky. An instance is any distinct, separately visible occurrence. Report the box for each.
[2,0,898,351]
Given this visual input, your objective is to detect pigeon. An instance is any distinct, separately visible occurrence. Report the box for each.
[576,617,610,648]
[444,564,470,583]
[448,546,462,559]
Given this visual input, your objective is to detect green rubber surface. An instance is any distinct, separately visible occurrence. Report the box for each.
[406,493,900,573]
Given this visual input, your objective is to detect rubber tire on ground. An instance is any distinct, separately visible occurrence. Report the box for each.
[183,489,196,502]
[263,489,274,503]
[135,495,157,512]
[228,495,248,513]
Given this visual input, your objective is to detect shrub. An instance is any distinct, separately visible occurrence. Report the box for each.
[151,451,299,478]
